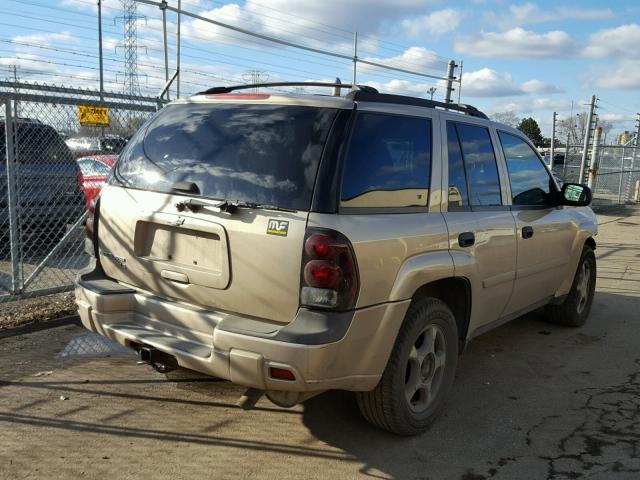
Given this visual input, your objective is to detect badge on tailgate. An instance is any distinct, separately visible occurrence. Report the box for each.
[267,219,289,237]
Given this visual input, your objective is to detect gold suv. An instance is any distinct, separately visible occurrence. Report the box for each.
[75,83,597,435]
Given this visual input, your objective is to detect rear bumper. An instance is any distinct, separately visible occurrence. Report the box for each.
[75,275,409,392]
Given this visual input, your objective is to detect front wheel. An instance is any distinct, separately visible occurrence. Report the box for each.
[356,297,458,435]
[545,245,596,327]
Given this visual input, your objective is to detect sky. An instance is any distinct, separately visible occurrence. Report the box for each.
[1,0,639,137]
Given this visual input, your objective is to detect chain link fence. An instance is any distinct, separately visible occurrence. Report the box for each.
[555,144,640,205]
[1,82,161,302]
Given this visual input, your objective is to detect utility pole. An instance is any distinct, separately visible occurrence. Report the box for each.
[427,86,436,100]
[352,32,358,86]
[578,94,597,184]
[587,126,602,190]
[550,111,557,167]
[444,60,456,104]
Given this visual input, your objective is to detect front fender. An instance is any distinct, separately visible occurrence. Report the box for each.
[555,207,598,297]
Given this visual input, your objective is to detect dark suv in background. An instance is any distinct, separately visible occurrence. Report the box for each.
[1,119,85,257]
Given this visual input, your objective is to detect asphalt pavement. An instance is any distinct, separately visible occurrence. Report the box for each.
[0,207,639,480]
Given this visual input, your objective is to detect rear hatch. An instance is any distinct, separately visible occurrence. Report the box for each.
[97,98,339,323]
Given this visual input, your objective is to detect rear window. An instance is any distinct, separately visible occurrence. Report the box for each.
[112,103,337,211]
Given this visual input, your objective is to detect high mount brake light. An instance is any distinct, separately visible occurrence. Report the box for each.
[300,229,358,310]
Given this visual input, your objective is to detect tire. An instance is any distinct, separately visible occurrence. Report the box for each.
[356,297,459,436]
[545,246,596,327]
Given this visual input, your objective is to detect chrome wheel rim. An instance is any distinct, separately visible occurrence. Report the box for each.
[404,324,447,413]
[575,261,591,315]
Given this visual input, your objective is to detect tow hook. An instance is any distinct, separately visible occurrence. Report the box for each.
[137,345,178,374]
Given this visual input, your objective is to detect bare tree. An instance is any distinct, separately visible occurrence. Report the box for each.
[491,111,520,128]
[599,119,613,144]
[557,112,588,146]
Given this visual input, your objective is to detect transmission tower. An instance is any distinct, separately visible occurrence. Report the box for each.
[242,70,269,93]
[116,0,145,97]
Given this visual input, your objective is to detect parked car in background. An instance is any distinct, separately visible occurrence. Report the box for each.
[77,154,117,209]
[66,135,128,158]
[1,119,85,257]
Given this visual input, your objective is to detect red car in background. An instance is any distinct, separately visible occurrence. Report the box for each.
[77,155,117,209]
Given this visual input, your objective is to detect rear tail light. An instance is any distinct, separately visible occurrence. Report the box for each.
[300,228,359,310]
[86,197,99,255]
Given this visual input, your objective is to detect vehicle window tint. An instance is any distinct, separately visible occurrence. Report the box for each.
[446,123,469,209]
[78,159,111,176]
[113,104,337,211]
[455,123,502,206]
[499,132,554,206]
[340,113,431,208]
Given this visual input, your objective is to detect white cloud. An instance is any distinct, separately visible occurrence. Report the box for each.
[591,60,640,90]
[521,79,563,94]
[460,68,522,97]
[401,9,461,37]
[458,68,562,98]
[598,113,636,122]
[12,31,77,47]
[361,47,445,76]
[485,3,613,29]
[583,24,640,59]
[185,0,437,51]
[454,28,577,59]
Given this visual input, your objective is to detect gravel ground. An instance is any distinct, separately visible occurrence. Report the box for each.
[0,291,77,330]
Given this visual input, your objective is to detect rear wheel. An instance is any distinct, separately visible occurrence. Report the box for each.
[545,246,596,327]
[356,297,458,435]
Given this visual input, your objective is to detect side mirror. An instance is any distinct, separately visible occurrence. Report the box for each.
[560,183,592,207]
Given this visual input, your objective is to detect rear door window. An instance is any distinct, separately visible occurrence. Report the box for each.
[448,122,502,207]
[113,103,337,211]
[340,113,431,208]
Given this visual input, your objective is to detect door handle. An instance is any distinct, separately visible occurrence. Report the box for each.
[458,232,475,248]
[522,226,534,239]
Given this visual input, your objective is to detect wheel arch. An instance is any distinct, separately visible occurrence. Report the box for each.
[410,277,472,354]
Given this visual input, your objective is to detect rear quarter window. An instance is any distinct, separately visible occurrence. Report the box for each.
[340,112,432,209]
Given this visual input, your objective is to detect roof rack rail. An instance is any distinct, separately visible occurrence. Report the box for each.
[197,82,378,95]
[346,90,489,119]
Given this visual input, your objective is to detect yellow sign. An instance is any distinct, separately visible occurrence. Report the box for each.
[78,105,109,126]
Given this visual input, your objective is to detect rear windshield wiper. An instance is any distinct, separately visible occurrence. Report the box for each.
[175,199,295,214]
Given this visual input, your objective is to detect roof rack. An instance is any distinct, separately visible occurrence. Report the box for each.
[196,81,488,119]
[197,82,378,95]
[346,90,488,119]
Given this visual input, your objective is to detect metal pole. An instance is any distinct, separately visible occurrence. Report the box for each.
[588,127,602,190]
[352,32,358,86]
[4,100,22,294]
[457,60,463,104]
[629,114,640,202]
[550,111,557,168]
[160,0,169,101]
[579,94,596,184]
[444,60,456,104]
[12,65,19,118]
[98,0,104,97]
[617,145,626,204]
[176,0,181,98]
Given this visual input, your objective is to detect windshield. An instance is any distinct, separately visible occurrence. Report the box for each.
[112,103,337,211]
